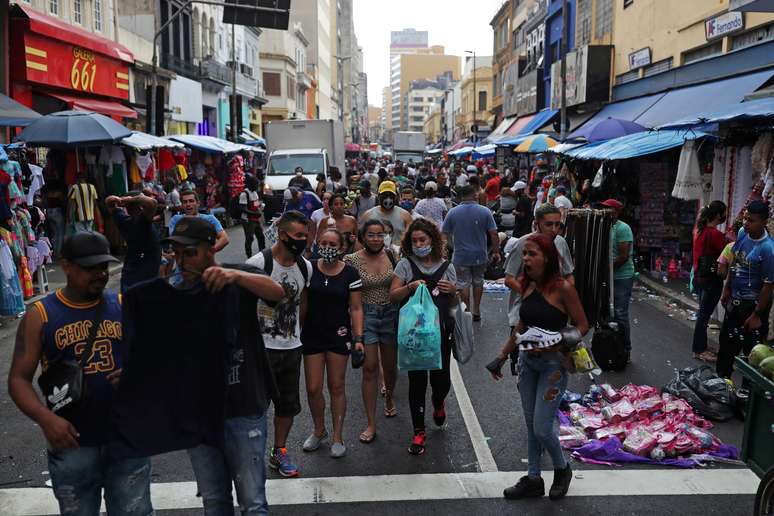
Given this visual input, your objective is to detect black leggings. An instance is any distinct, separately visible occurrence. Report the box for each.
[408,332,453,432]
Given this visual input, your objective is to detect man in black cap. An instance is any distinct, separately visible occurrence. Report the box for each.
[106,191,160,292]
[159,216,285,514]
[8,232,154,515]
[350,179,376,221]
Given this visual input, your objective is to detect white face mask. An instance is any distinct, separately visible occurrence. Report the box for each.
[383,234,392,247]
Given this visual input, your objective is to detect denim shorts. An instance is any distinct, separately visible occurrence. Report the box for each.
[456,264,486,288]
[363,303,398,346]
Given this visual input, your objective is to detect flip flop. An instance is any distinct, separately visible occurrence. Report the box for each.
[359,431,376,444]
[384,406,398,418]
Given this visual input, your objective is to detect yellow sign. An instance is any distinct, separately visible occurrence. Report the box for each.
[71,47,97,92]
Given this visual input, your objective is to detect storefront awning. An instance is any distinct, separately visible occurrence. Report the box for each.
[121,131,185,151]
[486,116,518,142]
[564,129,708,161]
[657,96,774,128]
[496,109,558,145]
[13,5,133,62]
[634,69,774,128]
[47,92,137,119]
[167,134,257,154]
[0,93,41,126]
[570,93,665,133]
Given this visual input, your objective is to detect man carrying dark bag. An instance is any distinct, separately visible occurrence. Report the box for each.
[8,231,153,515]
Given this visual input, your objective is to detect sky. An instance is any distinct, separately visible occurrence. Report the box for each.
[352,0,504,107]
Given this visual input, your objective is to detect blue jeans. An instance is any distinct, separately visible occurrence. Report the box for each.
[188,415,269,515]
[517,350,568,478]
[47,446,152,516]
[47,207,65,259]
[692,280,723,353]
[613,277,634,352]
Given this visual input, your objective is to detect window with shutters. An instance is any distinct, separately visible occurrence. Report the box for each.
[478,91,487,111]
[287,76,296,100]
[732,24,774,50]
[643,57,673,77]
[682,42,722,65]
[94,0,103,31]
[595,0,613,39]
[49,0,58,16]
[615,69,640,85]
[263,72,281,96]
[73,0,82,24]
[576,0,592,46]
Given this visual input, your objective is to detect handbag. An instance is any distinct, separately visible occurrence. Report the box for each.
[450,301,474,364]
[37,297,106,419]
[696,230,718,282]
[397,284,442,371]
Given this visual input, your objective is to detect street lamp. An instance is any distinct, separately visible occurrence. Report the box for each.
[465,50,476,143]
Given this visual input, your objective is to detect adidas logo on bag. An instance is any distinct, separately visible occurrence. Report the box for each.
[48,384,73,413]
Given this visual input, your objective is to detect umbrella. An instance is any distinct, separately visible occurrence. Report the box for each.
[0,93,41,127]
[568,117,646,142]
[19,110,131,147]
[513,134,559,153]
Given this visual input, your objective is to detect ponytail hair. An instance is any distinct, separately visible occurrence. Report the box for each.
[696,201,727,232]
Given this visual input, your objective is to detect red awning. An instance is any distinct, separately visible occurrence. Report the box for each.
[345,143,361,152]
[48,92,137,119]
[505,115,535,136]
[13,5,133,63]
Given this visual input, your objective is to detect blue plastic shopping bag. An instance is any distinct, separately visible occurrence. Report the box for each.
[398,284,442,371]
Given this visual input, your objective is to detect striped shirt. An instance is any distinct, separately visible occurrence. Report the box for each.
[68,183,98,222]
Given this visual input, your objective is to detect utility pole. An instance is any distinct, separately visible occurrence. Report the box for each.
[560,0,569,141]
[231,22,237,142]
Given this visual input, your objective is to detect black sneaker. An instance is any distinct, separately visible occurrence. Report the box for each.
[549,463,572,500]
[503,475,545,499]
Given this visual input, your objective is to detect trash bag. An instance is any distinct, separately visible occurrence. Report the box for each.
[662,366,736,421]
[450,301,474,364]
[398,284,442,371]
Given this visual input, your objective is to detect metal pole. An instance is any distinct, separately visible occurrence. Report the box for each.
[560,0,569,141]
[231,23,237,142]
[472,52,476,143]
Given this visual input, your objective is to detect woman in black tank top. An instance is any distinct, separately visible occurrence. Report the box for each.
[492,233,589,502]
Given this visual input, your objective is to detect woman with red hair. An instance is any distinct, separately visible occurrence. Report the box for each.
[491,233,588,502]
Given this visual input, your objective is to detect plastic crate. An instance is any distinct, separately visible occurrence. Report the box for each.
[734,357,774,477]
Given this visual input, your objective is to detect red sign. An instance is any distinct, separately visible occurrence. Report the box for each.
[19,32,129,100]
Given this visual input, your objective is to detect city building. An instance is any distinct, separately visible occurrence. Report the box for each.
[442,80,462,143]
[295,0,336,119]
[405,81,445,132]
[260,21,311,124]
[423,104,443,145]
[381,85,392,136]
[459,55,493,140]
[490,0,513,127]
[368,104,383,142]
[543,0,576,109]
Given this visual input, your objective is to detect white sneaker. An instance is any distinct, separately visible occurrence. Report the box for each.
[303,431,328,452]
[330,441,346,458]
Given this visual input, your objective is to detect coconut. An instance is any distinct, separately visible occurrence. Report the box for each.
[749,344,774,367]
[760,356,774,381]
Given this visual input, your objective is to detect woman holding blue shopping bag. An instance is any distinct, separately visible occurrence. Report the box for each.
[390,218,458,456]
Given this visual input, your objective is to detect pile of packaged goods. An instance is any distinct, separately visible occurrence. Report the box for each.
[558,383,740,467]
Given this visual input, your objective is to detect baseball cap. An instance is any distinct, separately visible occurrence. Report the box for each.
[466,165,478,172]
[359,179,371,189]
[512,180,527,192]
[62,232,120,267]
[378,180,397,195]
[424,181,438,191]
[556,185,567,195]
[601,198,624,210]
[163,216,217,246]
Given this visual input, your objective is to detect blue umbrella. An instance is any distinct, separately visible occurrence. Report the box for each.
[568,117,646,143]
[18,110,131,147]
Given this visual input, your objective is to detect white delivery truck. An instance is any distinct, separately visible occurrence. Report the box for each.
[393,131,426,165]
[263,119,345,217]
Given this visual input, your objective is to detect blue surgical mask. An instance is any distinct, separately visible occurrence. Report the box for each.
[413,245,432,258]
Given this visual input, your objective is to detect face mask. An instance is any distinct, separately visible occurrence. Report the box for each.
[383,234,393,247]
[318,246,340,263]
[400,201,414,210]
[413,245,432,258]
[282,234,307,256]
[381,196,394,209]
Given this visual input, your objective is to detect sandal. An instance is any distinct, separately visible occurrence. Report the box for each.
[384,406,398,418]
[693,351,717,363]
[359,431,376,444]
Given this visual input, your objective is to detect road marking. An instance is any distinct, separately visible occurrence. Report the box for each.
[449,359,499,472]
[0,469,759,514]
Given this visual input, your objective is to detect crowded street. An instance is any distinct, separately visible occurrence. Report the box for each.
[0,226,760,515]
[2,0,774,515]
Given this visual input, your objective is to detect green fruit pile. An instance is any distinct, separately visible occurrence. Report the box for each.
[749,344,774,380]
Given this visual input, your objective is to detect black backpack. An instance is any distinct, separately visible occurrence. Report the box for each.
[260,247,309,284]
[591,321,628,371]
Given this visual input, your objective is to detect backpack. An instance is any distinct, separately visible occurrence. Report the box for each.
[591,321,628,371]
[260,247,309,285]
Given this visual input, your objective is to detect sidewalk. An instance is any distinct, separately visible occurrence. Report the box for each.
[637,274,699,312]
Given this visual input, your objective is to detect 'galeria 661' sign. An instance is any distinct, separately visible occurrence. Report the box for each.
[21,33,130,100]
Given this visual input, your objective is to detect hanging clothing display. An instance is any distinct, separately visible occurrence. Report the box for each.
[672,140,703,201]
[135,153,155,182]
[26,164,44,205]
[0,239,24,316]
[98,145,128,196]
[564,209,614,327]
[227,155,245,199]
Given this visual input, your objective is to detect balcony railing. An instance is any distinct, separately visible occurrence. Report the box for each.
[199,57,231,85]
[161,53,199,80]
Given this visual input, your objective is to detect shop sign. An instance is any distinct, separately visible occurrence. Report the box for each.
[628,47,651,70]
[21,32,129,99]
[550,45,612,110]
[705,11,744,40]
[515,68,543,115]
[169,75,203,123]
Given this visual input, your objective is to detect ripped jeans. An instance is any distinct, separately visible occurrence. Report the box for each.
[188,414,269,515]
[47,446,152,516]
[517,350,569,478]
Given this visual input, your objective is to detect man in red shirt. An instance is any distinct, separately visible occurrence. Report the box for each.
[484,169,502,203]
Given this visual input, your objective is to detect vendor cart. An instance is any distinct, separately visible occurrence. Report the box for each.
[735,356,774,516]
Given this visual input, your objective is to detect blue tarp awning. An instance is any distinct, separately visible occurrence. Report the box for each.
[167,134,257,154]
[449,146,474,157]
[472,144,496,158]
[634,69,774,128]
[657,96,774,128]
[568,93,665,135]
[495,109,558,145]
[564,129,708,161]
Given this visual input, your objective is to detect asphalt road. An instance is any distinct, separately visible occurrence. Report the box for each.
[0,226,759,515]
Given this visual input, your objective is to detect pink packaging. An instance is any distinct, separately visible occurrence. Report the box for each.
[579,416,605,432]
[609,398,636,421]
[599,383,621,402]
[570,404,594,424]
[622,426,658,456]
[559,426,588,448]
[594,424,626,440]
[634,397,664,419]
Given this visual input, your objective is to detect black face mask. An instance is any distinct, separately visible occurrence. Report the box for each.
[281,234,307,256]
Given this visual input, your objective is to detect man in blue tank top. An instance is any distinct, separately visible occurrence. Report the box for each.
[8,232,153,516]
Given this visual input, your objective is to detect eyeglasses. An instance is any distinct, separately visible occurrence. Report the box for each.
[365,233,386,239]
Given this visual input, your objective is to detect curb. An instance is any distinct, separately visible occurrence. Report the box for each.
[637,275,698,312]
[22,263,124,308]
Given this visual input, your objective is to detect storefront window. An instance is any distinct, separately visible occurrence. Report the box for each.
[73,0,82,24]
[93,0,102,32]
